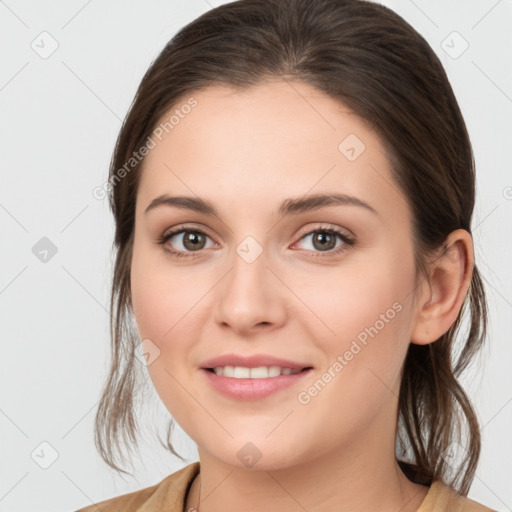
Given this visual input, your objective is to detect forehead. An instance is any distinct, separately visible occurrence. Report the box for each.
[137,80,409,222]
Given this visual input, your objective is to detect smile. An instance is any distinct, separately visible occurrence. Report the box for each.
[201,367,313,400]
[207,365,305,378]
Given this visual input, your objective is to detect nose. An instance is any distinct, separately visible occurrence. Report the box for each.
[213,244,288,336]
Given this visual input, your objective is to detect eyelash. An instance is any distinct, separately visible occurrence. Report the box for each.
[156,224,355,259]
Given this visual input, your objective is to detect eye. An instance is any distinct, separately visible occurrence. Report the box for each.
[293,225,355,257]
[156,225,216,258]
[156,224,355,259]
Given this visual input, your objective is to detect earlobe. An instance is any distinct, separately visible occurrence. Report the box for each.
[410,229,474,345]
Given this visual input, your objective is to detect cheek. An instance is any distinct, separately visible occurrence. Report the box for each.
[130,240,195,340]
[130,266,167,342]
[129,242,213,393]
[130,250,201,420]
[293,251,415,384]
[286,262,414,444]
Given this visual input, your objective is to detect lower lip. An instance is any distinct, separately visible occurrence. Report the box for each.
[201,368,313,400]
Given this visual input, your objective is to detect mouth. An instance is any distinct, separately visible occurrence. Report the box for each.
[201,366,314,400]
[203,366,314,378]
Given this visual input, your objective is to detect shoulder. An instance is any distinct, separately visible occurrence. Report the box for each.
[73,462,200,512]
[418,480,497,512]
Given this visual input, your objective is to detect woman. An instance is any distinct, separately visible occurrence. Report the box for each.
[76,0,495,510]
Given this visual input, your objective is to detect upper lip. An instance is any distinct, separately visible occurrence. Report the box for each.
[201,353,313,370]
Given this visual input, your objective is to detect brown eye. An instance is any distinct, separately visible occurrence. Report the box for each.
[311,231,337,251]
[157,227,216,257]
[294,227,355,257]
[180,231,207,251]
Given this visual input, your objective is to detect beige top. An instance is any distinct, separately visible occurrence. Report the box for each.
[74,462,496,511]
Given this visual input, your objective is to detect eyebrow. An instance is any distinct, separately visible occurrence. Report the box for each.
[144,193,378,217]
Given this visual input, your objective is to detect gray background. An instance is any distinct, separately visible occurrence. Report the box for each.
[1,1,511,511]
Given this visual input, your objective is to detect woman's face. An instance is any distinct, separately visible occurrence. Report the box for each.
[130,79,424,470]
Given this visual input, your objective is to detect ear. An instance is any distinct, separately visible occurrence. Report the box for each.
[410,229,474,345]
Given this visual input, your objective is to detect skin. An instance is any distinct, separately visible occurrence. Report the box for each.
[130,79,474,512]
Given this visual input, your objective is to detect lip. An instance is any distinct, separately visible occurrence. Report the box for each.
[200,353,313,371]
[201,367,314,400]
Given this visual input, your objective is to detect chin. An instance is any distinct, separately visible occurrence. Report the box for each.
[201,438,311,472]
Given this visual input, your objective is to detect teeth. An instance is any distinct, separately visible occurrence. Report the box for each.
[213,365,302,378]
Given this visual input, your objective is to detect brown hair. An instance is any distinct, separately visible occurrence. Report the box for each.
[94,0,488,495]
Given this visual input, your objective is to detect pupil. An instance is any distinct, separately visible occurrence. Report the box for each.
[314,232,335,251]
[184,232,205,251]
